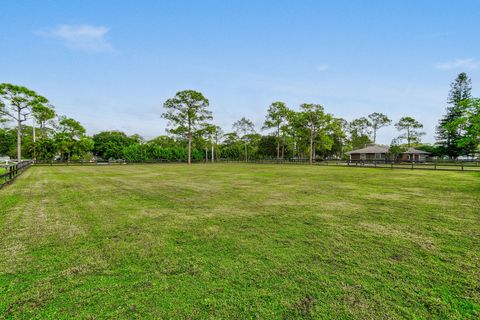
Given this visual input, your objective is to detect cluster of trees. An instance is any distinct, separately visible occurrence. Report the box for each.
[159,90,434,164]
[1,73,479,163]
[0,84,93,162]
[436,73,480,158]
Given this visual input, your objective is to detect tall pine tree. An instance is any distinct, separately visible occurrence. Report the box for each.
[436,72,472,159]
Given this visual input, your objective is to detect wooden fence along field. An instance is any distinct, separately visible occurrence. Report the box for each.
[0,161,34,189]
[220,159,480,172]
[30,158,480,172]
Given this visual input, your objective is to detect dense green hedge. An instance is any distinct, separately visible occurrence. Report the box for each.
[122,143,204,162]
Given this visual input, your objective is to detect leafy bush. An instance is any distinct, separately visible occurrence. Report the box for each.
[121,143,203,162]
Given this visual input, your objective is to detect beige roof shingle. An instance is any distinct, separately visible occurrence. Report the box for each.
[401,147,430,154]
[346,145,389,154]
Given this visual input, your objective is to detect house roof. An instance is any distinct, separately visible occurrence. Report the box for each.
[346,144,389,154]
[401,147,430,154]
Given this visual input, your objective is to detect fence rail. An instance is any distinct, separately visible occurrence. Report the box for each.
[11,158,480,173]
[34,159,204,166]
[218,158,480,172]
[0,161,34,189]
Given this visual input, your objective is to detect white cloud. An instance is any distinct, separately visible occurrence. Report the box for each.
[316,64,330,72]
[435,58,478,70]
[37,24,114,53]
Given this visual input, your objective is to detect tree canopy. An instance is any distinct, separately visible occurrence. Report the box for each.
[436,73,474,158]
[263,101,290,159]
[0,83,49,160]
[395,116,425,147]
[162,90,212,164]
[368,112,391,143]
[1,80,478,164]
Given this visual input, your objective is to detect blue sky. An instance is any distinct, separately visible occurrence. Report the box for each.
[1,0,479,144]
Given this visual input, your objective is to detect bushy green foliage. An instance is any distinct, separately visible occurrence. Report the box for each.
[0,127,16,156]
[35,138,57,161]
[122,143,203,162]
[92,131,140,160]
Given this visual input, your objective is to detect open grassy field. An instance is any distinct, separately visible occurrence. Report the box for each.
[1,164,479,319]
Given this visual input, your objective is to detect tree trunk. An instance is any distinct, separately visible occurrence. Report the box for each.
[277,126,280,159]
[245,143,248,162]
[205,147,208,162]
[188,133,192,165]
[373,129,376,143]
[33,123,36,162]
[211,143,214,163]
[407,128,411,147]
[309,128,313,164]
[16,109,21,162]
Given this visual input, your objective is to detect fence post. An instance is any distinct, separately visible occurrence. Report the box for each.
[461,162,464,171]
[434,162,437,170]
[411,162,414,170]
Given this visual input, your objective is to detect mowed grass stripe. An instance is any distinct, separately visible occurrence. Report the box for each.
[0,164,479,319]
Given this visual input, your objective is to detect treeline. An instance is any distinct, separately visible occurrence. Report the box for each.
[1,73,479,163]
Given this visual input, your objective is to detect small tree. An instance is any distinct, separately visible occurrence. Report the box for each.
[453,98,480,156]
[388,138,407,161]
[233,117,255,162]
[348,117,372,149]
[263,101,289,159]
[284,110,304,158]
[328,118,348,159]
[32,102,55,135]
[210,125,223,162]
[198,123,217,162]
[0,84,47,161]
[299,104,328,164]
[31,102,55,161]
[368,112,391,143]
[395,116,425,147]
[55,116,88,161]
[162,90,212,164]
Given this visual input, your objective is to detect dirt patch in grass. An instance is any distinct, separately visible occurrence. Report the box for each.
[359,222,436,251]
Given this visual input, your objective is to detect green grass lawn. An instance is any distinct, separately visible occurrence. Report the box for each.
[1,164,479,319]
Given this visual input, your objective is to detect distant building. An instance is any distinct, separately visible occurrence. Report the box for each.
[346,144,389,161]
[346,144,431,162]
[398,147,430,162]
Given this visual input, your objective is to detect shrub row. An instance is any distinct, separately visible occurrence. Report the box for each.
[121,144,204,162]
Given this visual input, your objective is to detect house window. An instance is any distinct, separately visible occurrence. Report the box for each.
[360,153,366,160]
[374,153,382,159]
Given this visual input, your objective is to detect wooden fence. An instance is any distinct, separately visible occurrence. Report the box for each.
[34,159,203,166]
[5,159,479,176]
[0,161,34,189]
[219,158,480,172]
